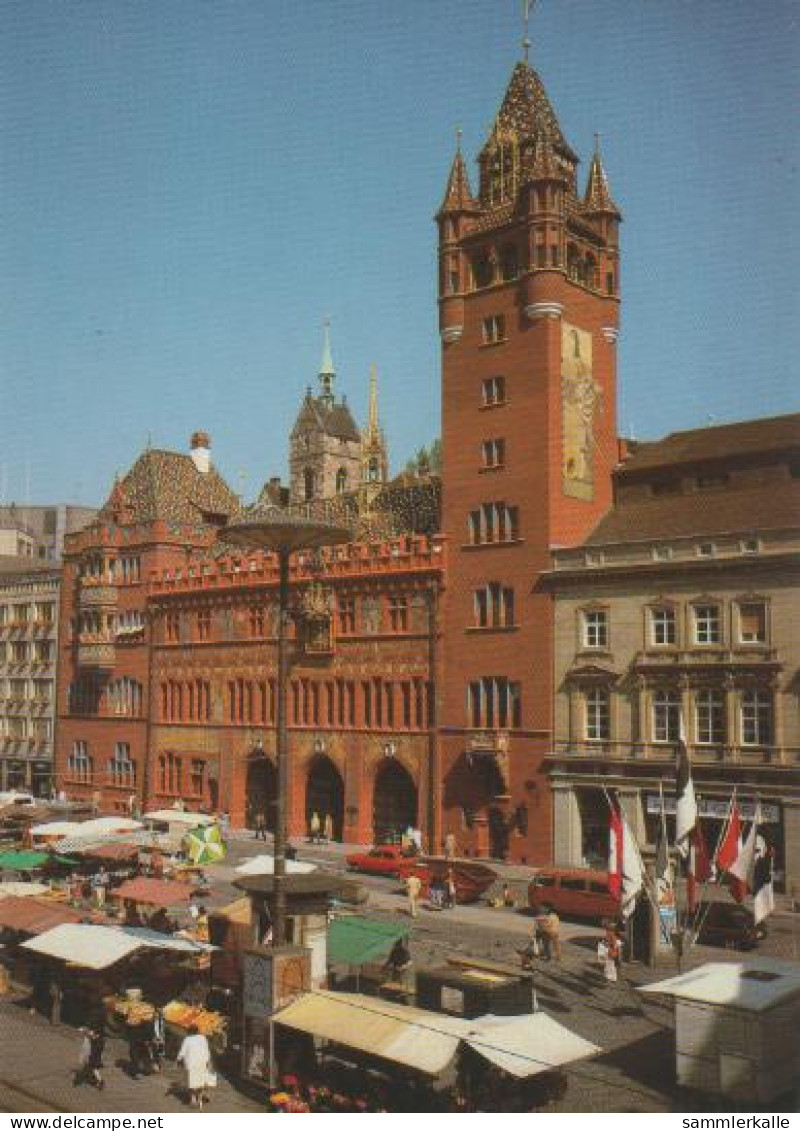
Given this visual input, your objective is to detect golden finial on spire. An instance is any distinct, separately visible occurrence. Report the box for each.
[522,0,535,62]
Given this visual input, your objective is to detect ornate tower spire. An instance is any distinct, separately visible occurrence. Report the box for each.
[319,317,335,402]
[361,364,389,494]
[584,135,621,217]
[437,134,477,217]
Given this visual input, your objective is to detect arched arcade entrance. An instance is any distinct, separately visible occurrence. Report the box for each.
[245,753,277,832]
[372,760,418,845]
[305,756,344,841]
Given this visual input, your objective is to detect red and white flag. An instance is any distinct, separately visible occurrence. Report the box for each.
[729,803,760,892]
[686,822,712,913]
[716,799,746,903]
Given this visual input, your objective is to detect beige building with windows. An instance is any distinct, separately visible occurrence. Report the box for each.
[545,414,800,891]
[0,564,61,794]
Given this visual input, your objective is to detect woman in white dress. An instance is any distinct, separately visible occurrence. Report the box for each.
[177,1025,216,1107]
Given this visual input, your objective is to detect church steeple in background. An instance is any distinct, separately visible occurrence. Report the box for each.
[361,364,389,495]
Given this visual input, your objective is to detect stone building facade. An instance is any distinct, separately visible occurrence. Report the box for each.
[546,414,800,890]
[289,325,387,505]
[436,61,622,862]
[0,564,60,795]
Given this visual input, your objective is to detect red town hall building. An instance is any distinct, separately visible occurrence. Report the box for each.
[56,56,624,861]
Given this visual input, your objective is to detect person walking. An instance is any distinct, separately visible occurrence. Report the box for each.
[542,907,562,961]
[309,811,321,844]
[75,1025,105,1090]
[406,872,422,918]
[177,1024,216,1107]
[323,812,334,843]
[445,868,457,910]
[602,923,622,984]
[444,831,456,861]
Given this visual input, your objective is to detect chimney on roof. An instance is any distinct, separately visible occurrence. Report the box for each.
[190,431,212,474]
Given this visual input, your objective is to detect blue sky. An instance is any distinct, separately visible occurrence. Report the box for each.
[2,0,797,506]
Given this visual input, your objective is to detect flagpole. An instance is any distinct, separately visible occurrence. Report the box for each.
[691,789,737,947]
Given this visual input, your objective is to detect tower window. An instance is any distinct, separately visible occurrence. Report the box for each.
[536,245,546,268]
[303,468,315,501]
[472,253,493,289]
[473,583,514,628]
[336,468,347,494]
[481,439,505,469]
[367,457,379,482]
[482,376,506,406]
[499,244,519,281]
[482,315,505,345]
[606,272,615,295]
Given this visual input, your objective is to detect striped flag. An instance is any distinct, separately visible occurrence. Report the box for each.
[608,802,644,920]
[686,822,712,913]
[729,803,760,893]
[675,721,697,857]
[716,798,746,903]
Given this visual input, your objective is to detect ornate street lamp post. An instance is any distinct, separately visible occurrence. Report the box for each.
[223,503,351,945]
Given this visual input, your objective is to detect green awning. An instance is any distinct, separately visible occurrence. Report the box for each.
[0,850,77,871]
[327,916,408,967]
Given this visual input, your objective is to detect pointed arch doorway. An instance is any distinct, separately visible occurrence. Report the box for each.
[372,759,418,845]
[305,756,344,841]
[245,752,277,832]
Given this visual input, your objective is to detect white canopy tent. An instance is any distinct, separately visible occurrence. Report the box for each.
[234,854,317,876]
[273,990,601,1079]
[22,922,215,970]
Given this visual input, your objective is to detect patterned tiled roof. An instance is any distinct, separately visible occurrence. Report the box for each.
[438,150,478,216]
[584,150,620,216]
[488,62,577,162]
[98,449,241,527]
[292,393,361,443]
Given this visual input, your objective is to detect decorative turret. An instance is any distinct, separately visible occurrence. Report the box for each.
[437,140,478,218]
[361,365,389,498]
[583,138,621,218]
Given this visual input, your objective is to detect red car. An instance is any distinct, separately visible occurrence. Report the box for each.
[345,844,418,878]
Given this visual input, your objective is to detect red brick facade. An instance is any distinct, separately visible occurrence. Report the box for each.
[146,537,442,841]
[436,63,621,862]
[55,60,626,865]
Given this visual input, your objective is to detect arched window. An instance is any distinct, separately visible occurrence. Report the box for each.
[336,468,347,494]
[303,468,315,501]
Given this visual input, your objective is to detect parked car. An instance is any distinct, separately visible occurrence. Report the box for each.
[409,858,497,905]
[528,867,620,922]
[345,844,418,877]
[694,901,765,950]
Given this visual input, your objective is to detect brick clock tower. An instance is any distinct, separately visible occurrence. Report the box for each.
[437,58,621,863]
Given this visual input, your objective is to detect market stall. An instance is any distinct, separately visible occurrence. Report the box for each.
[22,922,217,1032]
[110,876,198,931]
[270,989,600,1108]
